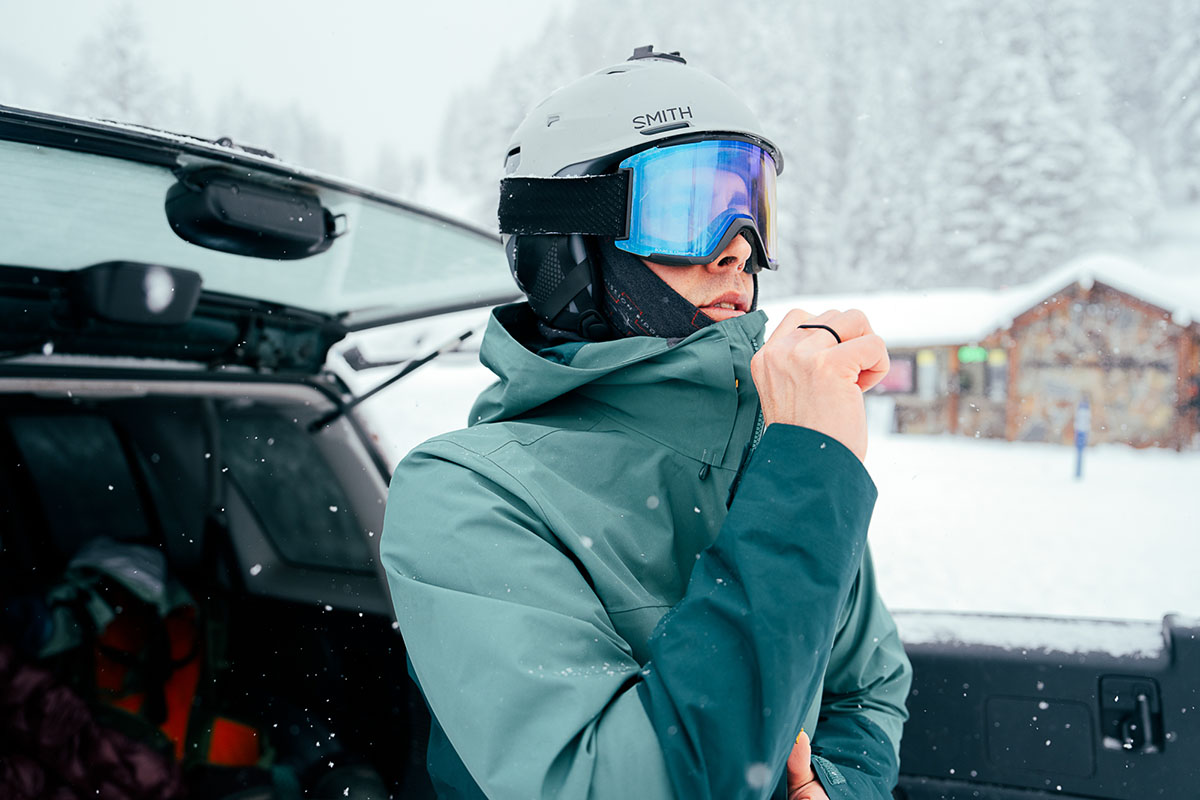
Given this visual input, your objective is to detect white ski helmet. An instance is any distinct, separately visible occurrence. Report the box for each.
[498,46,782,338]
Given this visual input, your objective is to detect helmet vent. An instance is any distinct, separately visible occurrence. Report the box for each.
[637,121,691,136]
[504,148,521,175]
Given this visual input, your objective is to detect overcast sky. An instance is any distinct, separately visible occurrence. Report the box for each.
[2,0,570,171]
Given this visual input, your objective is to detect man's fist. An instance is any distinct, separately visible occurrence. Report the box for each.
[750,308,889,462]
[787,731,830,800]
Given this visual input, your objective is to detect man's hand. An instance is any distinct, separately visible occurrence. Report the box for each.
[750,308,889,462]
[787,732,831,800]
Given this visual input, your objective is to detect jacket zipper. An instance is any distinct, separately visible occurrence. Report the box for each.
[726,333,765,506]
[749,330,765,451]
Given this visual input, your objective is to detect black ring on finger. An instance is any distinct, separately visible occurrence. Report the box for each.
[796,323,842,344]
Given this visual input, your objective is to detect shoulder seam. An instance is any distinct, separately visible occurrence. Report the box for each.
[414,433,561,526]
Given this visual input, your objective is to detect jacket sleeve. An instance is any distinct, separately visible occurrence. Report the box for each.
[808,549,912,799]
[382,423,879,800]
[636,424,881,799]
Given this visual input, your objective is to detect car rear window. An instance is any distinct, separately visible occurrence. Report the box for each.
[0,138,515,325]
[219,409,372,573]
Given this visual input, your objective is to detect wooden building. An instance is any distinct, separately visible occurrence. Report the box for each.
[764,254,1200,450]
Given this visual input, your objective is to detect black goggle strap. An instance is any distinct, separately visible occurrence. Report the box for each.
[499,173,630,236]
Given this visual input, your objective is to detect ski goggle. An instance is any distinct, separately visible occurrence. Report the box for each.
[615,139,777,270]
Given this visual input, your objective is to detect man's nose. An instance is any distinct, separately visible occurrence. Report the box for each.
[705,233,752,273]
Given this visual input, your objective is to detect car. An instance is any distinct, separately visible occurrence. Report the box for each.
[0,105,1196,799]
[0,104,517,798]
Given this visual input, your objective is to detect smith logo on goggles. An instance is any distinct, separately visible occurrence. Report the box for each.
[499,139,779,272]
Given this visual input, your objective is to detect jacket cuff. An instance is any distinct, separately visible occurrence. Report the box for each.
[811,755,849,791]
[813,756,892,800]
[753,422,878,491]
[810,713,901,800]
[737,423,878,520]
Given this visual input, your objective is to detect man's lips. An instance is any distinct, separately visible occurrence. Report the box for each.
[699,292,750,314]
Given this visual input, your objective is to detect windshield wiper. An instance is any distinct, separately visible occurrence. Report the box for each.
[308,328,475,433]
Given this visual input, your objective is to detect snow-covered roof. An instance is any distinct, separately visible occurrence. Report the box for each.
[761,250,1200,348]
[761,284,1014,348]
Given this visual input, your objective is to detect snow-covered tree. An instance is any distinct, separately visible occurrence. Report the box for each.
[918,0,1083,287]
[63,3,164,126]
[1091,0,1171,155]
[209,91,346,176]
[434,9,589,229]
[371,147,428,203]
[760,0,839,296]
[820,0,923,292]
[433,0,1169,292]
[1039,0,1158,250]
[53,4,345,180]
[1154,0,1200,204]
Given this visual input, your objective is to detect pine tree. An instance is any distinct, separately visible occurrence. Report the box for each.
[63,3,163,126]
[372,147,427,203]
[431,0,1166,292]
[1089,0,1172,156]
[209,91,346,176]
[734,0,839,296]
[1155,0,1200,203]
[1039,0,1158,252]
[434,9,589,229]
[822,0,923,292]
[919,0,1082,287]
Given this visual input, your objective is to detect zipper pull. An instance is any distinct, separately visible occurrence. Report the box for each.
[726,442,754,507]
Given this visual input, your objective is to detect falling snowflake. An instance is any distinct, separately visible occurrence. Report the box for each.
[745,763,773,789]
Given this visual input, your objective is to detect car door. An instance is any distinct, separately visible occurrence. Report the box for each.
[895,611,1199,798]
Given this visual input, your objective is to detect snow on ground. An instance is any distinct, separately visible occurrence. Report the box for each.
[865,431,1200,623]
[343,227,1200,644]
[342,294,1199,628]
[892,612,1167,657]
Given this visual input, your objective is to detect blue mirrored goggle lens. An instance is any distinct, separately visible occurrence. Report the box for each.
[616,140,777,266]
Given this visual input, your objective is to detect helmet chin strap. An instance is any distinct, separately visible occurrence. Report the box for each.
[596,239,758,341]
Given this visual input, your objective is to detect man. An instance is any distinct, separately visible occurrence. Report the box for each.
[381,46,911,800]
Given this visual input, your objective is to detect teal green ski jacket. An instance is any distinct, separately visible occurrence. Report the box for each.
[381,303,911,800]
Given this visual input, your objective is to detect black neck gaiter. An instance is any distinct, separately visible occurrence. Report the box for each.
[529,238,759,347]
[596,238,757,341]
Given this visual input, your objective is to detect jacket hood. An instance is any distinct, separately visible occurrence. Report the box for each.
[470,303,767,468]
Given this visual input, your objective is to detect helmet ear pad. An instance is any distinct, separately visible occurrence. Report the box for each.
[509,234,610,339]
